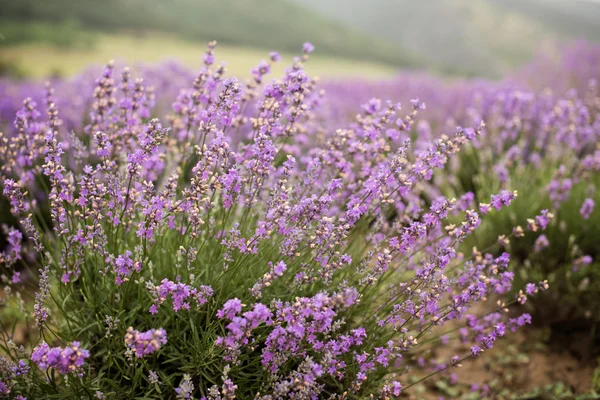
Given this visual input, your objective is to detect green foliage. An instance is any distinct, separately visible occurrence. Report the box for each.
[0,18,96,49]
[0,59,27,79]
[513,381,600,400]
[593,365,600,393]
[514,383,575,399]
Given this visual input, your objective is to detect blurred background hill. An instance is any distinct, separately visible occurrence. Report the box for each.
[1,0,599,78]
[0,0,412,64]
[296,0,600,76]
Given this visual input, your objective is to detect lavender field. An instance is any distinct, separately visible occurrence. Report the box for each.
[1,2,600,399]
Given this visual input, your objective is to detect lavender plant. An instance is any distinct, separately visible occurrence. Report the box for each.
[450,83,600,327]
[0,43,555,398]
[321,48,600,332]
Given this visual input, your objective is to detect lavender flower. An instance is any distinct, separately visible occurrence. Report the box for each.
[490,190,518,211]
[113,250,141,285]
[148,370,161,385]
[31,342,89,375]
[124,327,167,358]
[148,278,213,314]
[580,198,595,219]
[534,235,550,252]
[33,265,50,328]
[303,42,315,54]
[175,374,194,399]
[573,255,593,271]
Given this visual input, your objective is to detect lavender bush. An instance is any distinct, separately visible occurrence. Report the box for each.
[451,84,600,327]
[0,42,591,398]
[320,45,600,330]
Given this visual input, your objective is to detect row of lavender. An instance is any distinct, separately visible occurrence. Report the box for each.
[0,41,597,398]
[2,41,599,136]
[321,42,600,325]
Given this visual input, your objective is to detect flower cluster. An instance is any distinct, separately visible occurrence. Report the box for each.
[30,342,89,375]
[148,278,213,314]
[0,357,29,396]
[124,327,168,359]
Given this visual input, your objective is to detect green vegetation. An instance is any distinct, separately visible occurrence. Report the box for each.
[0,18,95,48]
[0,32,397,79]
[0,0,416,68]
[452,147,600,330]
